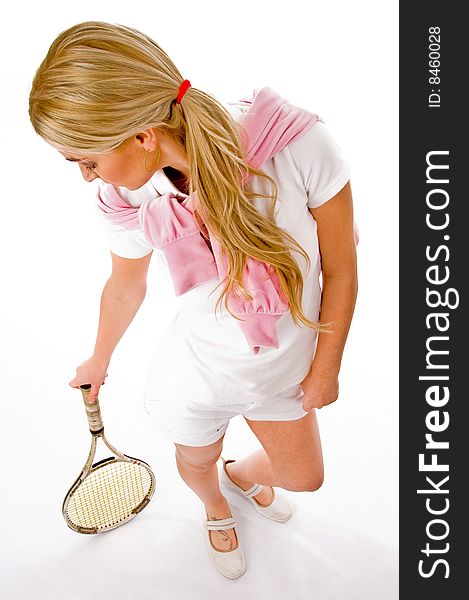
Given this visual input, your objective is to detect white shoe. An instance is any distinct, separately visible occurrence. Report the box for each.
[219,457,294,523]
[203,508,245,579]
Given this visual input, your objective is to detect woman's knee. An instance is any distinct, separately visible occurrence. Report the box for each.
[174,436,224,470]
[279,467,325,492]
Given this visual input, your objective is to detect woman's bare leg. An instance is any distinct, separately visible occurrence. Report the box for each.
[227,412,324,492]
[174,435,239,552]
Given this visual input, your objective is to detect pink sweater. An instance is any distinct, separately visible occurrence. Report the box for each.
[97,86,358,354]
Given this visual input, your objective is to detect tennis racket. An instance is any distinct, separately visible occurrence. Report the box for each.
[62,384,156,534]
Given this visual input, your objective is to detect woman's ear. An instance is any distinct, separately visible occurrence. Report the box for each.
[135,127,159,151]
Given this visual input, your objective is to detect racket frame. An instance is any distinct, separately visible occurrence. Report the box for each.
[62,385,156,534]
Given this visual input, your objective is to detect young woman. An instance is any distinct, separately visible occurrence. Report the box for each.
[29,21,358,579]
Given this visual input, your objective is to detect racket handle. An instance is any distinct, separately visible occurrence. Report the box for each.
[80,384,104,434]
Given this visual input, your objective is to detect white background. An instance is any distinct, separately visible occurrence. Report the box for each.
[0,1,398,598]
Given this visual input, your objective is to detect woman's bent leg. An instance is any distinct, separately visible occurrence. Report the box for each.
[233,411,324,491]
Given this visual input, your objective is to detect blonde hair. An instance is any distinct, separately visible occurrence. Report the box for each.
[29,21,332,333]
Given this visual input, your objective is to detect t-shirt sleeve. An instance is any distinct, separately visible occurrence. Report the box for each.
[96,205,153,259]
[286,121,351,209]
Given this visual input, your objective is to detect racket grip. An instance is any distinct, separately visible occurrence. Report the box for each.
[80,385,104,434]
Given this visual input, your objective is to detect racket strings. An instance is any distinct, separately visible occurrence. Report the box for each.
[66,461,153,532]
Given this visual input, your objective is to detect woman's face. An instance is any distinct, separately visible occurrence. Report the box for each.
[59,133,159,190]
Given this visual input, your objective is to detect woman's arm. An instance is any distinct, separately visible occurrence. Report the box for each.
[69,250,153,400]
[93,251,153,365]
[301,181,358,410]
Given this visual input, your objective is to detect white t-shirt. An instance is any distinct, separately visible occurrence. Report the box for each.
[96,100,351,405]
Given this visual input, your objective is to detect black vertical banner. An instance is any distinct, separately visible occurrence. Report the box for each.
[400,3,467,597]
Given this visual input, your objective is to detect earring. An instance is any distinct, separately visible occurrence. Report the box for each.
[144,147,161,173]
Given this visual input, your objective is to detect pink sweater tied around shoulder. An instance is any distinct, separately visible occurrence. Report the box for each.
[96,86,359,354]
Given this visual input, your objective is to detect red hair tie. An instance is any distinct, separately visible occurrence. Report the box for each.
[176,79,191,104]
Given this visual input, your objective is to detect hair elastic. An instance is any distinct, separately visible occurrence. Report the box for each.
[175,79,191,104]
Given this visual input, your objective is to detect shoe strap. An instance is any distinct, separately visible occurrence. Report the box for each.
[223,459,263,499]
[205,516,237,531]
[243,483,263,498]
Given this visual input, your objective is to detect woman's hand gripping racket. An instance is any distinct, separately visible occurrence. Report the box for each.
[62,384,156,534]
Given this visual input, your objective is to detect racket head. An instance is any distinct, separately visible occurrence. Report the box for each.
[62,454,156,534]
